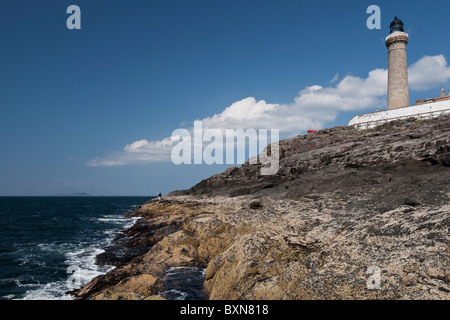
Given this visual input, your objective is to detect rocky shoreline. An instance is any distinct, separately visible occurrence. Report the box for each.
[69,116,450,300]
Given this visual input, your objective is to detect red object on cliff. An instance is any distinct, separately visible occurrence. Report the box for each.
[307,130,317,133]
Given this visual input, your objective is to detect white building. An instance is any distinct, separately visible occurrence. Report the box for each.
[349,94,450,130]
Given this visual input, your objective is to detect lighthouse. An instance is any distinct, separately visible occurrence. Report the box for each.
[349,16,450,129]
[385,17,410,110]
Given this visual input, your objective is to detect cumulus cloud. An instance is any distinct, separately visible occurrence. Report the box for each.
[88,137,176,166]
[88,54,450,167]
[409,54,450,90]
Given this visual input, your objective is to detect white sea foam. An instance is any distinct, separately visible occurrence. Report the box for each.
[20,245,110,300]
[166,266,206,275]
[14,279,40,288]
[98,215,139,227]
[21,282,74,300]
[160,289,188,300]
[98,217,125,223]
[19,210,141,300]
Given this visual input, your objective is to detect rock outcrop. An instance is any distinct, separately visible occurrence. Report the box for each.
[70,115,450,300]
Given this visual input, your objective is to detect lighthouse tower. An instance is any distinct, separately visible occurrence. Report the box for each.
[349,16,450,129]
[386,17,410,110]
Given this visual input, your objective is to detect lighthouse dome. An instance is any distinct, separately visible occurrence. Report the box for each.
[389,17,405,34]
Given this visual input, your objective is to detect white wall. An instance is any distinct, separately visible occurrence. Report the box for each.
[348,100,450,129]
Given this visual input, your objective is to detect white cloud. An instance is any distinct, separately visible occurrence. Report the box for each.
[408,54,450,90]
[88,55,450,166]
[88,137,176,166]
[330,73,339,83]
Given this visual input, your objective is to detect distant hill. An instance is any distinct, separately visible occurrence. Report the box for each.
[48,192,92,197]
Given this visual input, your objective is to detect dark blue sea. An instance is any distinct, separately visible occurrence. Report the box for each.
[0,196,150,300]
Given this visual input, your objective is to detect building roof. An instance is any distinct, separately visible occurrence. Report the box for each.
[389,17,405,34]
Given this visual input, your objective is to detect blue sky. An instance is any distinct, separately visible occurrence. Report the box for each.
[1,0,450,196]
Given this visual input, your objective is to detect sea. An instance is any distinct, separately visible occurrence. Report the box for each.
[0,196,150,300]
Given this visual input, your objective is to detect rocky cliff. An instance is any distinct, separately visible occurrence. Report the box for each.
[70,115,450,300]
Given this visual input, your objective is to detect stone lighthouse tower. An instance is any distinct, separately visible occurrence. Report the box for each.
[385,17,410,110]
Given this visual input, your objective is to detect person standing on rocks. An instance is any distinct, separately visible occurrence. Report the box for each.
[158,193,162,202]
